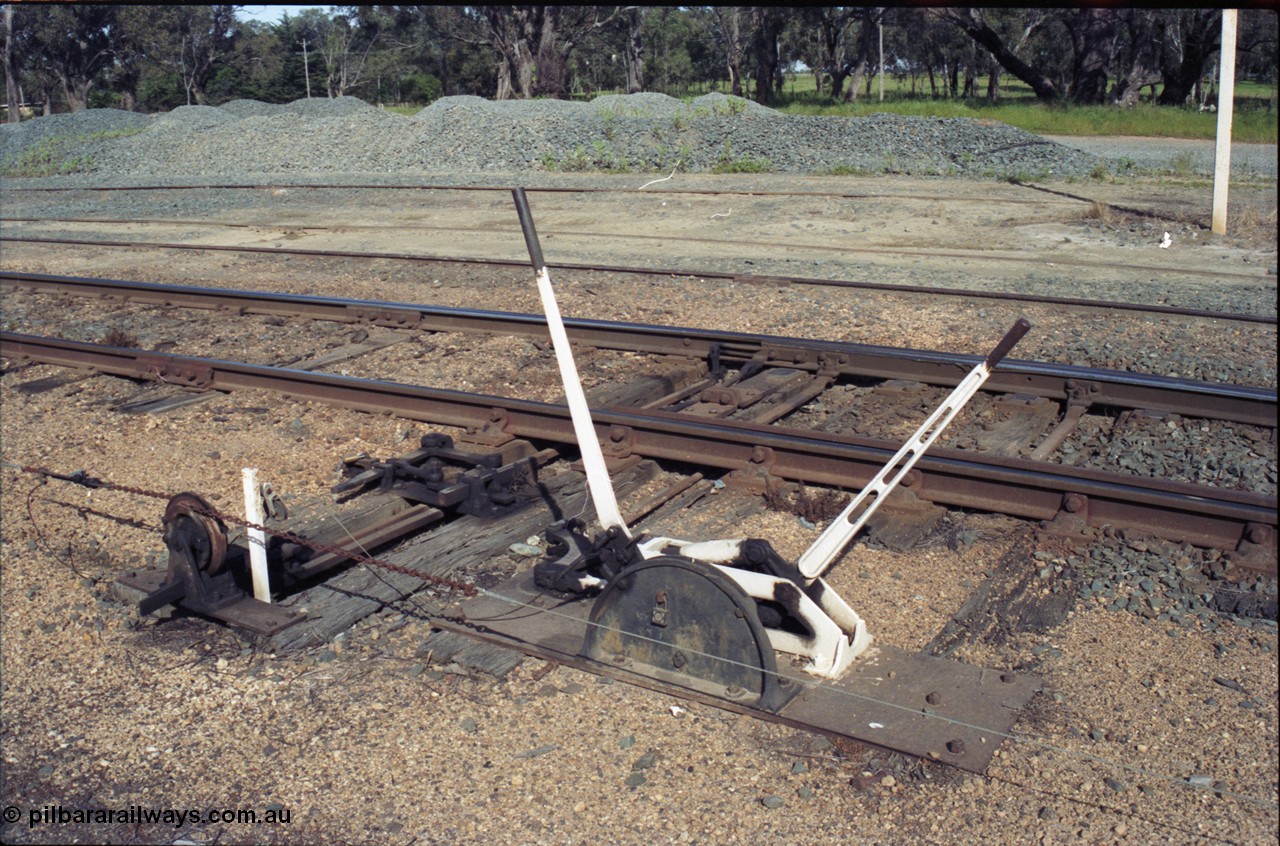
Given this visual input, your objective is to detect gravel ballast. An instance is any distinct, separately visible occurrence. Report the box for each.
[3,93,1106,179]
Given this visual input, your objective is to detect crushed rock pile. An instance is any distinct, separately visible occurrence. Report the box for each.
[2,93,1103,179]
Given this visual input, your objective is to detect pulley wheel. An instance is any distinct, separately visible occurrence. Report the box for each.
[162,493,228,575]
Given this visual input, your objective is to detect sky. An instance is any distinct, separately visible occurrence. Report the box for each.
[236,5,331,25]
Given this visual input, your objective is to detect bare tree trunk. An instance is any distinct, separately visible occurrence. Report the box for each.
[939,8,1059,102]
[717,7,744,97]
[3,5,19,123]
[751,7,782,106]
[842,9,877,103]
[1069,8,1114,104]
[986,65,1001,103]
[624,9,644,93]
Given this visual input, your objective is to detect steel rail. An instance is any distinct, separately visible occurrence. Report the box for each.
[2,236,1274,326]
[3,270,1274,428]
[2,331,1272,569]
[2,220,1271,287]
[0,182,1078,205]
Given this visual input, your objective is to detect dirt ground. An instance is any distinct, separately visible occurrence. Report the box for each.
[1,171,1277,845]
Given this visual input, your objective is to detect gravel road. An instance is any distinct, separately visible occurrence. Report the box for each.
[1045,134,1279,179]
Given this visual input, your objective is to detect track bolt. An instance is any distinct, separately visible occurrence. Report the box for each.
[655,591,667,605]
[672,651,686,669]
[610,427,627,442]
[725,684,742,696]
[1063,494,1086,514]
[926,691,942,706]
[1246,524,1270,544]
[750,447,768,464]
[946,739,966,755]
[901,470,921,488]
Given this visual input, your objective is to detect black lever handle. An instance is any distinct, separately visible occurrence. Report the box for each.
[984,318,1032,369]
[511,188,545,270]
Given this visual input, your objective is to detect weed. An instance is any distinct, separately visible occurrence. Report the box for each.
[1083,201,1116,225]
[602,111,617,141]
[102,328,139,348]
[1167,151,1196,177]
[1,136,95,177]
[671,112,688,132]
[711,141,771,174]
[540,151,560,171]
[826,163,872,176]
[1089,160,1111,180]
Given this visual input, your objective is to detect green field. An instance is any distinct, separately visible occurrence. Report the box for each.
[774,73,1277,144]
[375,75,1277,144]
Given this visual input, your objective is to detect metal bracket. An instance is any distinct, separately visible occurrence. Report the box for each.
[138,354,214,389]
[722,446,780,495]
[461,407,515,448]
[1230,522,1277,572]
[1036,492,1097,542]
[353,307,422,330]
[333,432,539,518]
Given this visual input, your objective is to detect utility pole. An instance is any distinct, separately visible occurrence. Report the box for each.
[878,19,884,102]
[302,38,312,99]
[1211,10,1237,236]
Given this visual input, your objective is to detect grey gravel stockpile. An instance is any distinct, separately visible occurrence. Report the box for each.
[2,92,1104,179]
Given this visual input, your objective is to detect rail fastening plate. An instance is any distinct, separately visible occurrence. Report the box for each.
[443,570,1040,773]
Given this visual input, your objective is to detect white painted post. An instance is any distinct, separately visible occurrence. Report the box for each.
[241,467,272,602]
[878,21,885,102]
[1212,10,1238,236]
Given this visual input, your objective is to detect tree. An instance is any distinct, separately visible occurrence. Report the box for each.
[707,6,747,97]
[17,4,116,112]
[472,6,624,100]
[1157,9,1222,106]
[937,8,1058,102]
[309,7,379,98]
[1065,8,1114,104]
[750,7,787,105]
[623,7,644,93]
[3,4,19,122]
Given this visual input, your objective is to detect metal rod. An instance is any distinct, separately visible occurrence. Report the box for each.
[512,188,629,535]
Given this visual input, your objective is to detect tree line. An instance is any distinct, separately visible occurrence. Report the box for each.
[2,5,1276,122]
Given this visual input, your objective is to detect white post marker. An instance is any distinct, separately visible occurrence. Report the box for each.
[241,467,272,602]
[512,189,630,536]
[797,318,1031,581]
[1212,9,1238,236]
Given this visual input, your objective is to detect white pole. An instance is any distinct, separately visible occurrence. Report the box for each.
[878,21,884,102]
[302,38,312,99]
[242,467,272,602]
[1211,10,1237,236]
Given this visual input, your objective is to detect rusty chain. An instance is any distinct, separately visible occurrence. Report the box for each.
[11,463,477,596]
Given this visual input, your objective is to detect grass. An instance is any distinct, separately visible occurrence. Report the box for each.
[774,73,1277,143]
[1,127,146,177]
[1,136,95,177]
[710,141,771,174]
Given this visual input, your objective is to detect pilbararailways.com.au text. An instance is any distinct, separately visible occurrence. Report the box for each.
[10,804,291,829]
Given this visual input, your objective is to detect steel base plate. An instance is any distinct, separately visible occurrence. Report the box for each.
[445,569,1040,773]
[116,568,306,637]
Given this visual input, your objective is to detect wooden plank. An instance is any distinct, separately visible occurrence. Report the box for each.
[267,460,661,652]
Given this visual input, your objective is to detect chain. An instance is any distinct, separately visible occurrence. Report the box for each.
[9,463,477,596]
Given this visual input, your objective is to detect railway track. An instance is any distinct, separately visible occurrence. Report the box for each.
[3,270,1273,426]
[2,235,1272,325]
[3,322,1273,574]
